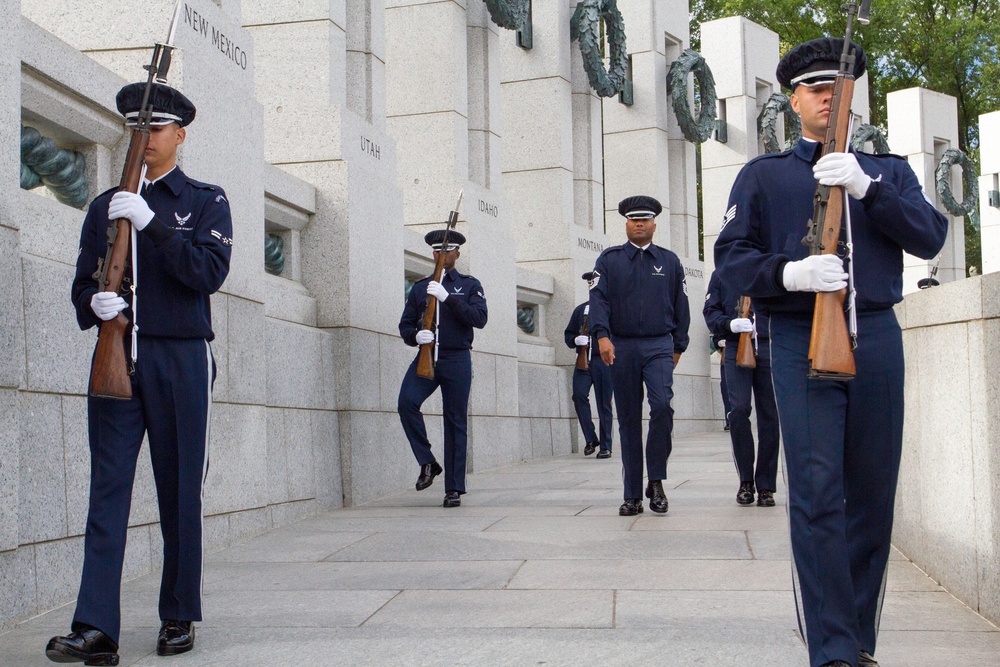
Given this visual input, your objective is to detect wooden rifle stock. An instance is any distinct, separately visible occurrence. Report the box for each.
[90,130,148,399]
[735,296,756,369]
[805,31,860,380]
[575,311,589,371]
[416,192,463,380]
[415,250,446,380]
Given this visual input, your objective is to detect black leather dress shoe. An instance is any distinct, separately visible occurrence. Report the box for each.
[443,491,461,507]
[723,419,730,431]
[736,481,755,506]
[46,627,119,665]
[756,489,775,507]
[415,461,443,491]
[859,650,879,666]
[618,499,643,516]
[595,449,611,459]
[157,620,195,656]
[583,441,598,456]
[820,662,852,667]
[645,480,668,513]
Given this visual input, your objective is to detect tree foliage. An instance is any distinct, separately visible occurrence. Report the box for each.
[691,0,1000,272]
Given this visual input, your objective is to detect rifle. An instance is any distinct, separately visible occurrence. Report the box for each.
[575,307,590,371]
[416,191,464,380]
[735,296,756,369]
[90,1,182,399]
[803,0,870,380]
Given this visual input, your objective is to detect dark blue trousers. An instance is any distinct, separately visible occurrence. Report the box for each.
[724,339,780,491]
[719,354,732,420]
[397,348,472,494]
[571,356,613,452]
[770,310,903,667]
[74,337,213,644]
[610,335,674,500]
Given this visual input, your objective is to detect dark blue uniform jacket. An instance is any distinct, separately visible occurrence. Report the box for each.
[71,167,233,340]
[564,302,591,349]
[399,270,488,350]
[703,271,770,344]
[588,242,691,353]
[564,302,608,364]
[714,139,948,314]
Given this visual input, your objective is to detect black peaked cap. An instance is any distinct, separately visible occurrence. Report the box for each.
[424,229,467,248]
[776,38,867,90]
[116,82,197,127]
[618,195,662,218]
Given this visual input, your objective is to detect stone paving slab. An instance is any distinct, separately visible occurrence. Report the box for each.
[506,558,795,591]
[363,590,613,628]
[2,430,998,667]
[203,527,372,563]
[206,560,523,591]
[322,529,752,562]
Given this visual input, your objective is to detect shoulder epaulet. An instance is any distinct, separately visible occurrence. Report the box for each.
[746,150,793,167]
[599,244,626,258]
[94,185,119,200]
[185,176,219,192]
[859,151,907,161]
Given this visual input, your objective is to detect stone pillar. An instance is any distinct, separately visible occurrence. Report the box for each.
[979,111,1000,275]
[700,17,778,270]
[387,1,520,471]
[600,1,709,431]
[247,0,412,507]
[496,1,608,455]
[887,87,965,291]
[0,0,26,627]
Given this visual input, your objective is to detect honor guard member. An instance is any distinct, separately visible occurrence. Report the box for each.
[715,38,947,667]
[563,273,614,459]
[397,231,488,507]
[48,83,232,665]
[589,196,691,516]
[703,270,780,507]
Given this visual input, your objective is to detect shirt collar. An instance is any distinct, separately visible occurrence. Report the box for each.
[793,138,821,163]
[143,166,186,196]
[624,241,655,258]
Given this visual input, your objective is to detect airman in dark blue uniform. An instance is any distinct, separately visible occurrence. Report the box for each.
[48,83,232,665]
[589,196,691,516]
[564,272,614,458]
[398,230,488,508]
[703,270,780,507]
[715,38,948,667]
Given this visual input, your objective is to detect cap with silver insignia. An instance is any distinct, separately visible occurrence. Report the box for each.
[618,195,663,220]
[116,82,197,127]
[424,229,466,252]
[776,37,866,91]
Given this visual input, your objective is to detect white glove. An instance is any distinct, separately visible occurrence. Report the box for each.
[91,291,127,321]
[729,318,754,334]
[574,335,589,346]
[427,281,449,303]
[813,152,872,199]
[782,254,848,292]
[108,191,155,230]
[718,339,726,348]
[415,329,435,345]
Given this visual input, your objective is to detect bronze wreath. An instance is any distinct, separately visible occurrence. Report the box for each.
[483,0,530,31]
[936,148,980,228]
[570,0,629,98]
[20,126,89,208]
[757,93,801,154]
[668,49,718,144]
